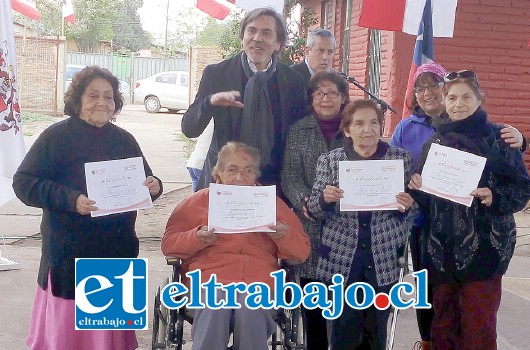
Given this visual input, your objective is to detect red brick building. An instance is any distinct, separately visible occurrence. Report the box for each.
[301,0,530,162]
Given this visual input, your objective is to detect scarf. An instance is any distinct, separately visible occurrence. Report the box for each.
[432,108,518,183]
[238,52,277,165]
[316,115,341,144]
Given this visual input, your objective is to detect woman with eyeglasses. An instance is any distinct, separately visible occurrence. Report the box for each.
[281,69,349,350]
[307,99,415,350]
[390,63,525,350]
[408,70,530,350]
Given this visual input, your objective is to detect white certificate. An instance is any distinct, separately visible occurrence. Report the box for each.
[84,157,152,217]
[208,183,276,234]
[420,143,486,207]
[339,160,404,211]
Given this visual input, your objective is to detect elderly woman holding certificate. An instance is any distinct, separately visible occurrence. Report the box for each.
[407,71,530,350]
[13,66,162,350]
[161,141,309,350]
[307,99,415,350]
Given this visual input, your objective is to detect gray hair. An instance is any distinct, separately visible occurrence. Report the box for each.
[211,142,262,181]
[306,29,336,49]
[239,7,287,51]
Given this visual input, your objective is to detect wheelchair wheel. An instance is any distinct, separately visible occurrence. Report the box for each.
[291,307,307,349]
[174,310,186,350]
[152,278,170,350]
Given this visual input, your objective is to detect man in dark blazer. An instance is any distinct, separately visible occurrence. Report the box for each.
[291,29,336,86]
[182,7,307,198]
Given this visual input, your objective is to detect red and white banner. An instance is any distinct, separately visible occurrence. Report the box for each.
[359,0,457,38]
[195,0,284,20]
[1,0,26,207]
[401,0,434,118]
[11,0,41,20]
[63,0,75,25]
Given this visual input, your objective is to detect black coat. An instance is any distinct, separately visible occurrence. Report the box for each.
[13,117,162,299]
[182,53,307,192]
[291,60,311,87]
[290,60,311,86]
[414,109,530,284]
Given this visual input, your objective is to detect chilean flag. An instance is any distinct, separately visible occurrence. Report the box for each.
[401,0,434,117]
[11,0,41,20]
[63,0,75,25]
[359,0,457,38]
[196,0,284,20]
[1,0,26,207]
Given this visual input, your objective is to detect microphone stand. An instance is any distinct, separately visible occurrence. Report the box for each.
[340,73,398,114]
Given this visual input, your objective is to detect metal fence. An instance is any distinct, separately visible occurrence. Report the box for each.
[67,52,189,102]
[14,35,63,115]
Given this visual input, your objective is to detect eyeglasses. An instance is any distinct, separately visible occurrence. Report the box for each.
[413,82,443,94]
[312,91,341,100]
[444,70,478,83]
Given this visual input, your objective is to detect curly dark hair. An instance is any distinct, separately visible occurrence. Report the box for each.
[64,66,123,119]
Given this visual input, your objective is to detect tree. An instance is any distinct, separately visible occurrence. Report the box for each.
[12,1,62,36]
[66,0,119,52]
[112,0,151,52]
[196,17,230,47]
[216,2,315,65]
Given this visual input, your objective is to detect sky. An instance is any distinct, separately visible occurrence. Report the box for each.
[138,0,233,46]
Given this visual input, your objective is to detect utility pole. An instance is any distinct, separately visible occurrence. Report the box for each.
[164,0,170,68]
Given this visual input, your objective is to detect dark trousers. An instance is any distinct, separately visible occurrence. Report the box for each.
[300,277,329,350]
[431,275,502,350]
[410,225,434,341]
[329,268,392,350]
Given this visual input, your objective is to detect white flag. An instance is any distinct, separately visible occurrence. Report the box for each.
[233,0,284,13]
[0,0,26,207]
[63,0,75,25]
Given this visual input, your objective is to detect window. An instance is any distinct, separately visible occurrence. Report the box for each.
[156,74,177,84]
[323,1,334,30]
[180,73,189,86]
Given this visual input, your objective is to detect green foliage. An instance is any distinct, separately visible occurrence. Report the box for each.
[177,133,195,159]
[219,17,242,59]
[12,1,62,36]
[196,17,230,47]
[67,0,119,52]
[216,1,317,65]
[281,4,319,65]
[112,0,151,52]
[21,112,54,123]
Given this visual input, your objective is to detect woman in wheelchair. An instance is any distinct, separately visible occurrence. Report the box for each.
[161,141,310,350]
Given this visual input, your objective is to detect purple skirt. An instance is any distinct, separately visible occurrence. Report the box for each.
[26,276,138,350]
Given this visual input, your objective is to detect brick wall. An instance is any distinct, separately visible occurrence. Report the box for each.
[188,46,224,105]
[307,0,530,164]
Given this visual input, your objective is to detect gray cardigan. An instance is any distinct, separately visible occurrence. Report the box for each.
[281,115,344,279]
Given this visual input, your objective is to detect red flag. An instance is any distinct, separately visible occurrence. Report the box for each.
[401,0,434,118]
[1,0,26,207]
[63,0,75,25]
[11,0,41,20]
[196,0,284,19]
[228,0,284,13]
[359,0,457,38]
[196,0,231,20]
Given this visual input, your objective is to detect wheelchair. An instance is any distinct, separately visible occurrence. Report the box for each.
[152,257,307,350]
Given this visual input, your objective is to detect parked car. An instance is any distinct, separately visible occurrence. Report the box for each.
[134,71,189,113]
[65,64,131,104]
